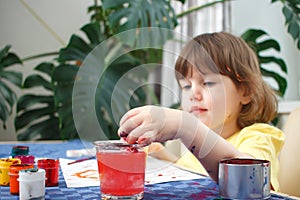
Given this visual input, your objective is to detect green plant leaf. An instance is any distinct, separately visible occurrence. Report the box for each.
[93,54,147,139]
[52,64,79,83]
[102,0,177,47]
[0,45,22,69]
[0,71,22,87]
[241,29,288,97]
[40,118,61,140]
[273,0,300,50]
[241,29,267,43]
[81,23,107,45]
[17,95,53,112]
[15,61,61,140]
[0,53,22,69]
[59,23,105,63]
[0,82,17,108]
[58,35,93,63]
[0,45,11,60]
[54,21,149,140]
[256,39,281,52]
[35,62,55,76]
[0,95,10,125]
[260,68,287,96]
[23,74,52,91]
[17,117,60,141]
[15,106,55,130]
[258,56,287,73]
[0,45,22,127]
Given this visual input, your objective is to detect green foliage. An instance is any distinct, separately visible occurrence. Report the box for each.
[15,22,149,140]
[241,29,287,96]
[5,0,299,140]
[272,0,300,50]
[0,45,22,129]
[15,62,61,140]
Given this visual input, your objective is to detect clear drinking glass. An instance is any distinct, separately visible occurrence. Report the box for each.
[94,141,146,200]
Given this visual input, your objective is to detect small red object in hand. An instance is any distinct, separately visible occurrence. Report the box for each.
[127,147,138,153]
[120,131,128,138]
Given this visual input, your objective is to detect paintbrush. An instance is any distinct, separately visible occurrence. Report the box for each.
[67,156,95,165]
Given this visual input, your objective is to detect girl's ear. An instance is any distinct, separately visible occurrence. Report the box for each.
[239,85,252,105]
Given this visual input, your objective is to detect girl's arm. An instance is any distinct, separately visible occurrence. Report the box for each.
[118,105,247,182]
[147,142,179,163]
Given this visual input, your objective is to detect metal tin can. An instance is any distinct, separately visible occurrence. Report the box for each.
[18,168,46,200]
[9,164,34,195]
[218,158,270,199]
[14,155,35,165]
[37,159,59,186]
[0,158,21,186]
[11,146,29,158]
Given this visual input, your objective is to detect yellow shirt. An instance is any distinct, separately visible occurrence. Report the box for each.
[175,123,285,191]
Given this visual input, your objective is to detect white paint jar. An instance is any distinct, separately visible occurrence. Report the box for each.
[18,168,46,200]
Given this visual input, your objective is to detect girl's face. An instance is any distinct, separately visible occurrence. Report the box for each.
[179,67,247,138]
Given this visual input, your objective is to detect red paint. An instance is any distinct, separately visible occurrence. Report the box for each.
[37,159,59,187]
[220,158,269,165]
[96,150,146,196]
[127,147,138,153]
[73,170,99,179]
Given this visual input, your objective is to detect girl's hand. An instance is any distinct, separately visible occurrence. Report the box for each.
[118,105,183,145]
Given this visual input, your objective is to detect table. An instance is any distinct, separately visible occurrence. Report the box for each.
[0,139,296,200]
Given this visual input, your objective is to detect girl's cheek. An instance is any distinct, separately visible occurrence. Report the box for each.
[181,93,191,112]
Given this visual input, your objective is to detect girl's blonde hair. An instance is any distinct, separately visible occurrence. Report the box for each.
[175,32,278,128]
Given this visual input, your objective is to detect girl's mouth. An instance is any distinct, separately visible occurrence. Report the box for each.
[190,106,207,114]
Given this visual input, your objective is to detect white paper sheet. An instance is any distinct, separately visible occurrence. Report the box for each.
[59,157,204,188]
[59,158,99,188]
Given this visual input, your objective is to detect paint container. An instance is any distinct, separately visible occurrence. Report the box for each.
[18,168,46,200]
[218,158,270,199]
[0,158,21,186]
[14,155,35,165]
[94,140,146,200]
[37,159,59,186]
[9,164,34,195]
[11,146,29,158]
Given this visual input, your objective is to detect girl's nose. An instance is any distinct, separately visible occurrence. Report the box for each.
[190,86,203,101]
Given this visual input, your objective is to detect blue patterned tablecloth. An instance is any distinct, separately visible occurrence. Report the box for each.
[0,140,295,200]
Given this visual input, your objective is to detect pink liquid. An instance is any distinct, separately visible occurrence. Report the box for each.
[97,150,146,196]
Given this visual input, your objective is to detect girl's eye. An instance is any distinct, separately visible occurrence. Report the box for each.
[179,79,191,90]
[203,81,216,87]
[181,84,191,90]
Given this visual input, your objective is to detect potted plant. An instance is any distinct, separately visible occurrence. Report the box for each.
[2,0,298,140]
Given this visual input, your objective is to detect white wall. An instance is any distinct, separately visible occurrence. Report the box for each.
[0,0,93,141]
[231,0,300,100]
[1,0,299,141]
[231,0,300,130]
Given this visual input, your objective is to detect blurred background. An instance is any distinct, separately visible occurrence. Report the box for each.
[0,0,299,141]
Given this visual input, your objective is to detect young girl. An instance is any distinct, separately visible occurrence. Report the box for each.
[118,32,285,191]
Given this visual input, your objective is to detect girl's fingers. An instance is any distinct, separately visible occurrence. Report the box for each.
[118,105,165,144]
[137,131,157,145]
[125,125,151,144]
[126,128,158,145]
[118,114,141,137]
[119,107,141,126]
